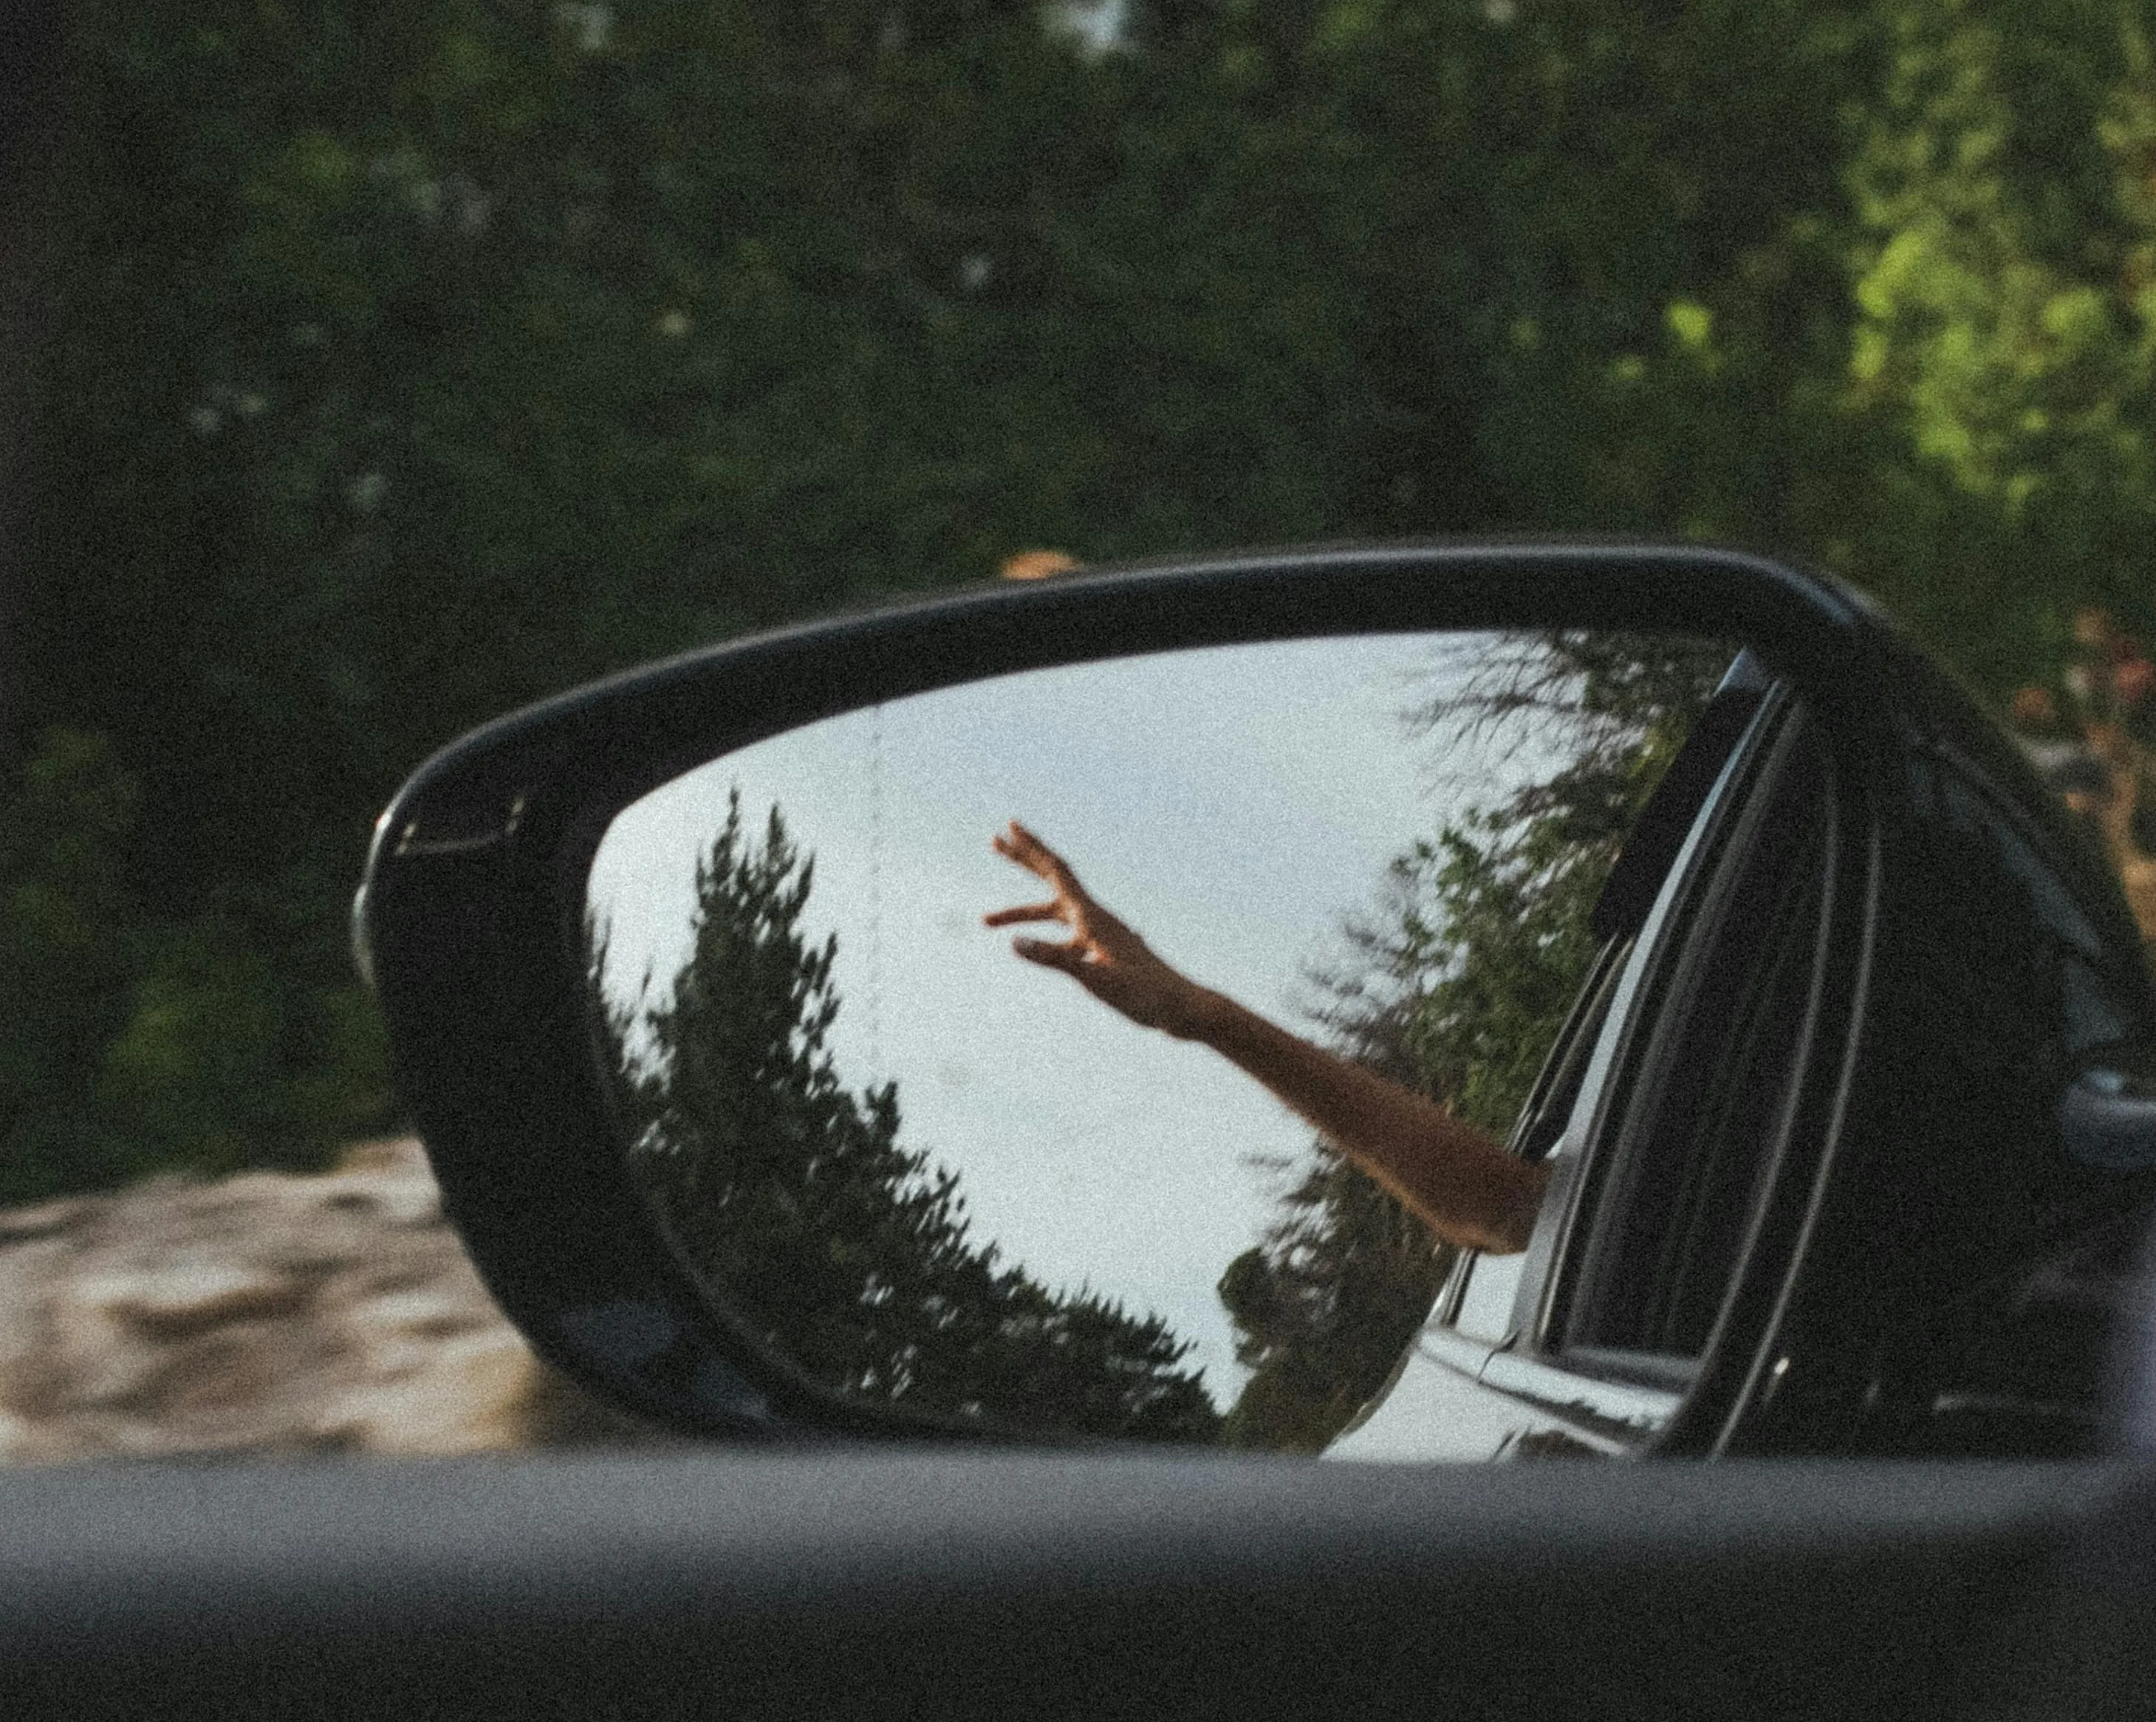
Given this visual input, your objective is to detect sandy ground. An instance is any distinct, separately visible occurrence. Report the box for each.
[0,1139,661,1463]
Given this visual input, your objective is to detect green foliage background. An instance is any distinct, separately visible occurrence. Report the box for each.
[13,0,2156,1198]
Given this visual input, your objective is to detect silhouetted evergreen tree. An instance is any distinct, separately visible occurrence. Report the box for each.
[595,792,1221,1443]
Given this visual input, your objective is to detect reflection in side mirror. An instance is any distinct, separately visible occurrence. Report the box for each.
[584,631,1731,1452]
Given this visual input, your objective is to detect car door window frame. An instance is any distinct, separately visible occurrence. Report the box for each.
[1558,706,1832,1357]
[1404,682,1790,1409]
[1418,684,1830,1452]
[1533,693,1834,1387]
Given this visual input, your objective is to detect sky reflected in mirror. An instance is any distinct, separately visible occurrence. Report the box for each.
[589,633,1555,1396]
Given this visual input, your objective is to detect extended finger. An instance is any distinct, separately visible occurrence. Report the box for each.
[991,829,1052,883]
[1011,936,1090,974]
[983,901,1064,927]
[999,821,1084,892]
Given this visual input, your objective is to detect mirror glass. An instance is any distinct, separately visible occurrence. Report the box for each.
[584,630,1732,1452]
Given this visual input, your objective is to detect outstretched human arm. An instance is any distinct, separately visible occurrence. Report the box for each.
[985,823,1550,1255]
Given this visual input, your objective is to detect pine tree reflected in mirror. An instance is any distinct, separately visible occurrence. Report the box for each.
[584,632,1727,1450]
[589,799,1222,1442]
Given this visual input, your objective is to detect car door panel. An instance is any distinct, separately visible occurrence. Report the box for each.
[0,1452,2112,1721]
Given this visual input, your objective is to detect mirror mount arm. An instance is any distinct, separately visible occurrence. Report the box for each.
[2061,1068,2156,1172]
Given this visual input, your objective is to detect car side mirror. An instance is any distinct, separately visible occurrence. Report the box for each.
[356,542,2156,1455]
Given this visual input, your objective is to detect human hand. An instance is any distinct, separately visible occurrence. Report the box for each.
[985,822,1212,1038]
